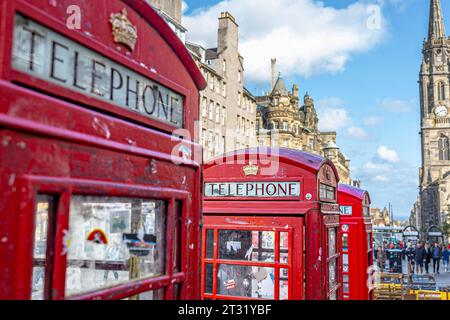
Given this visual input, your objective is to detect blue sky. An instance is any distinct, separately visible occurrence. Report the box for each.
[182,0,441,220]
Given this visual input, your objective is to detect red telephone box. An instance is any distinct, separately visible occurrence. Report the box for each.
[338,184,373,300]
[202,148,342,300]
[0,0,206,300]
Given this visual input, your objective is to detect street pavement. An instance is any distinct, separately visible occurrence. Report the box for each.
[401,259,450,288]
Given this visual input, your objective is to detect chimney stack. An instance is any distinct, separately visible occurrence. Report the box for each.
[271,58,277,91]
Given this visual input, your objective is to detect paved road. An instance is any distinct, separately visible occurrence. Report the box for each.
[400,259,450,287]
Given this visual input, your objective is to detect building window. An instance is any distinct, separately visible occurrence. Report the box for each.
[216,104,220,123]
[282,122,288,131]
[283,140,288,147]
[438,135,450,160]
[272,140,279,147]
[238,70,242,83]
[216,79,220,94]
[221,136,226,153]
[309,138,314,150]
[208,133,213,151]
[209,77,214,91]
[237,115,241,131]
[201,97,207,118]
[237,93,241,107]
[320,184,336,201]
[439,82,446,101]
[202,129,207,148]
[222,83,227,97]
[209,101,214,120]
[214,134,219,155]
[272,121,278,130]
[222,107,226,126]
[223,60,227,74]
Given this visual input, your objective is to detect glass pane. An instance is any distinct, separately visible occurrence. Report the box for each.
[280,268,289,300]
[344,283,350,294]
[342,233,348,252]
[173,201,182,273]
[328,260,336,289]
[217,265,274,299]
[206,229,214,259]
[343,254,349,273]
[218,230,275,262]
[65,196,166,297]
[137,289,165,300]
[32,195,53,300]
[328,228,336,257]
[204,264,213,294]
[280,232,289,260]
[330,290,337,300]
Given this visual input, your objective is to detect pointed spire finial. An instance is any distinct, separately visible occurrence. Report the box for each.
[429,0,446,40]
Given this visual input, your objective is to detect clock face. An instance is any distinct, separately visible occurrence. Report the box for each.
[435,105,448,117]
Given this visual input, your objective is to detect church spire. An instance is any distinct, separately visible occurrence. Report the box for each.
[428,0,446,40]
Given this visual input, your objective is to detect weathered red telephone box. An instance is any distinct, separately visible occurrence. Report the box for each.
[202,148,342,300]
[0,0,205,300]
[338,184,373,300]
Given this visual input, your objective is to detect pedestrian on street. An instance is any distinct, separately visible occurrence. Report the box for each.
[415,242,426,274]
[432,242,442,274]
[405,243,416,274]
[377,246,387,271]
[424,242,432,274]
[442,246,450,273]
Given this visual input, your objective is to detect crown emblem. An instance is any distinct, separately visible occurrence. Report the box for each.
[110,9,138,51]
[243,161,259,176]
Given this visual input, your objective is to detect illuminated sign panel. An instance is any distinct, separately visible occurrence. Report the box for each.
[12,14,184,127]
[204,182,300,198]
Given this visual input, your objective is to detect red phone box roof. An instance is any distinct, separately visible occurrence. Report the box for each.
[205,147,340,178]
[338,184,371,203]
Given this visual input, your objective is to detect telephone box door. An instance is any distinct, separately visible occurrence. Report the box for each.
[201,216,304,300]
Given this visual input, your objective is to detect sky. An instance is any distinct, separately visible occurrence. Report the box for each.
[181,0,442,220]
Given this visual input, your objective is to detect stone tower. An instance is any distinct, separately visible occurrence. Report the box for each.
[419,0,450,231]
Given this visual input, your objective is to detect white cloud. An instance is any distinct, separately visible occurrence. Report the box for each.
[377,146,400,163]
[182,1,189,13]
[380,99,413,113]
[364,161,391,173]
[315,97,345,109]
[346,126,369,140]
[318,108,351,131]
[363,116,384,127]
[184,0,387,81]
[374,175,389,182]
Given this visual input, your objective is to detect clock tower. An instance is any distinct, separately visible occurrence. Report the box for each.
[419,0,450,232]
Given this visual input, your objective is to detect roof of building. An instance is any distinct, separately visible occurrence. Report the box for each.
[323,141,339,149]
[271,75,289,96]
[205,147,340,179]
[205,48,219,60]
[243,87,256,100]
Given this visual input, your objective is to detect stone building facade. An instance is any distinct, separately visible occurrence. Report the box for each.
[256,73,352,185]
[409,197,422,230]
[370,207,392,227]
[146,0,186,43]
[418,0,450,231]
[186,13,257,160]
[147,3,257,161]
